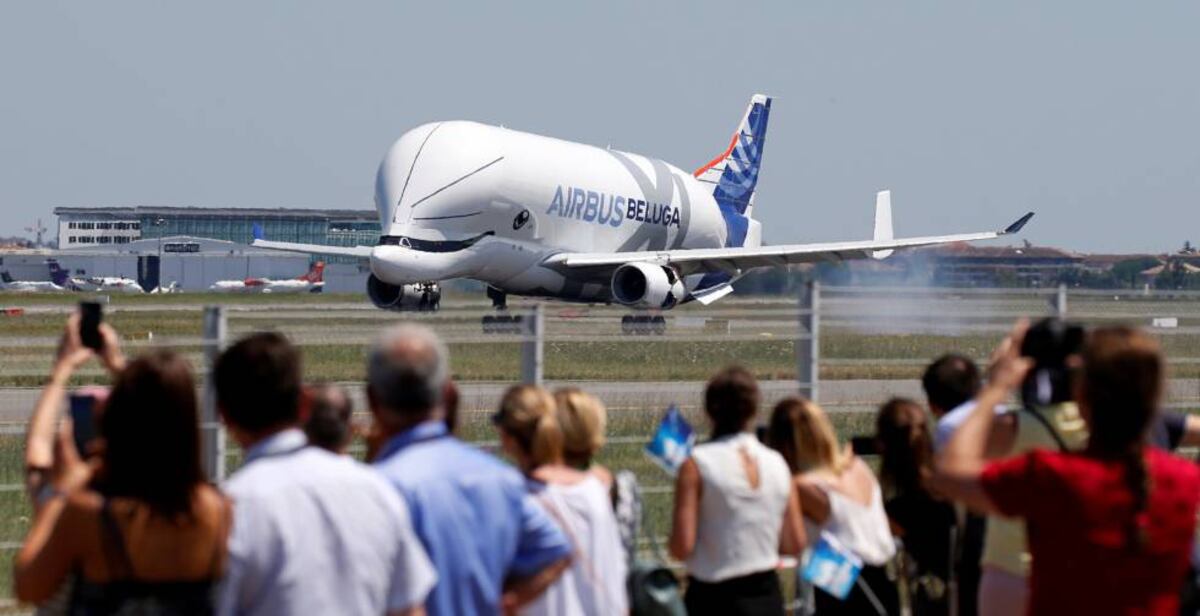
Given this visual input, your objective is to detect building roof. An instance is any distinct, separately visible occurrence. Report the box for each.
[57,235,307,256]
[54,206,378,221]
[915,242,1083,261]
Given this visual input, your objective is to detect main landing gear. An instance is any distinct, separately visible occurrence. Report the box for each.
[481,287,525,334]
[621,314,667,335]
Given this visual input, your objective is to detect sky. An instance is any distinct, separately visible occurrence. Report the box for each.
[1,1,1197,253]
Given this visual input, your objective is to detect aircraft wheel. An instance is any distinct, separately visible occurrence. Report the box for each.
[482,315,496,334]
[621,315,634,335]
[652,315,667,335]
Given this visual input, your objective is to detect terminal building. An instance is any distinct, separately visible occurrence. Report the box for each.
[54,206,380,255]
[1,207,385,293]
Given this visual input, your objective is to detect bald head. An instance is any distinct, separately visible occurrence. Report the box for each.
[368,324,450,419]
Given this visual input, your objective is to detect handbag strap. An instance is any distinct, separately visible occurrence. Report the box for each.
[1021,407,1070,452]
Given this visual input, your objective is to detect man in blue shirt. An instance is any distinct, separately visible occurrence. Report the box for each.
[368,324,572,616]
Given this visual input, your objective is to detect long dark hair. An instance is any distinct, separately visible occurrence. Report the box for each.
[1080,326,1163,550]
[704,366,760,439]
[97,350,206,519]
[875,398,933,498]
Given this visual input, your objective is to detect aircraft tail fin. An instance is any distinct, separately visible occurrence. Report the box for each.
[0,271,13,284]
[693,94,771,248]
[47,260,70,286]
[301,261,325,283]
[693,94,772,218]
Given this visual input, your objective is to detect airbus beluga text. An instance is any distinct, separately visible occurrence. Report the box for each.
[254,94,1033,317]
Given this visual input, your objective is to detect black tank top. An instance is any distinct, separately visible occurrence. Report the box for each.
[68,499,223,616]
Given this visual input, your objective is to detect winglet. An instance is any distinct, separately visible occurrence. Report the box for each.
[871,190,894,260]
[1003,212,1035,235]
[252,223,264,241]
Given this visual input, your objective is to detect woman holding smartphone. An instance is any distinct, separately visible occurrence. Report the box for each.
[15,312,230,615]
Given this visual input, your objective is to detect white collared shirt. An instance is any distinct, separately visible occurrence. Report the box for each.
[933,400,1009,452]
[217,429,436,616]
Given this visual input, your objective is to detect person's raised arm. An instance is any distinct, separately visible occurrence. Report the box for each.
[668,457,701,561]
[15,428,92,604]
[933,321,1032,513]
[25,315,93,500]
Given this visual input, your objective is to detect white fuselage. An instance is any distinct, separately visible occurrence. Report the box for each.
[69,277,144,294]
[370,121,755,303]
[209,279,324,294]
[0,281,64,293]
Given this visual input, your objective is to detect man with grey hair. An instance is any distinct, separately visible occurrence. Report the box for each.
[368,324,571,616]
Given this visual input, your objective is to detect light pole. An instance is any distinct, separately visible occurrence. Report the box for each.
[153,217,167,289]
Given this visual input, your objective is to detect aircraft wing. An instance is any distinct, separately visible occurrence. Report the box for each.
[250,239,373,258]
[543,212,1034,277]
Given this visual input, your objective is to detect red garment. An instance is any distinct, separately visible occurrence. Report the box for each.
[981,448,1200,616]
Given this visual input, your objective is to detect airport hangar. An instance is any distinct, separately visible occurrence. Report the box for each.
[4,207,380,292]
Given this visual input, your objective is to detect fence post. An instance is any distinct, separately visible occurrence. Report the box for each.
[1055,284,1068,318]
[202,306,227,482]
[520,304,544,386]
[797,280,820,402]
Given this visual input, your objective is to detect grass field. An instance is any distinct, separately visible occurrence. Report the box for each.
[3,289,1200,386]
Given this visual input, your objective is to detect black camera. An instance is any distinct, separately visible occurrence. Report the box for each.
[1019,318,1085,407]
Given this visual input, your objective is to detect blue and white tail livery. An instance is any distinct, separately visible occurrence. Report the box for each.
[694,94,772,249]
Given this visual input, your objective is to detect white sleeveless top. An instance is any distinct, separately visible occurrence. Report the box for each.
[687,432,792,582]
[521,475,628,616]
[804,460,896,567]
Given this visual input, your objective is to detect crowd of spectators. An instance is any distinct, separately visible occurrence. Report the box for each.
[13,311,1200,615]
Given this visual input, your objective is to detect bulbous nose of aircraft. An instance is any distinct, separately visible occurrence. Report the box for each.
[374,122,442,235]
[374,121,505,240]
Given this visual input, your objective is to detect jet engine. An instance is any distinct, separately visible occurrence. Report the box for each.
[366,275,441,312]
[610,263,685,309]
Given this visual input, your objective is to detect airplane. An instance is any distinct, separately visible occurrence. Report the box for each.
[252,94,1033,330]
[53,261,145,294]
[209,261,326,294]
[0,262,67,292]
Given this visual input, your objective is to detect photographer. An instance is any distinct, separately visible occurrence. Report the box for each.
[15,311,230,614]
[968,318,1090,615]
[934,321,1200,615]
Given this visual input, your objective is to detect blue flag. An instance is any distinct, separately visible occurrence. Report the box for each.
[645,404,695,475]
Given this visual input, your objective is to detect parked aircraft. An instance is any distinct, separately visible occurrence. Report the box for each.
[209,261,326,294]
[55,260,145,294]
[253,94,1032,328]
[0,263,66,292]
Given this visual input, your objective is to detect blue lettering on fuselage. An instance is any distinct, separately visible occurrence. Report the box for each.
[547,185,678,229]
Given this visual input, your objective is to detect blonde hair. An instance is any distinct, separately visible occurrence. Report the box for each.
[496,385,564,467]
[554,388,607,464]
[768,397,852,475]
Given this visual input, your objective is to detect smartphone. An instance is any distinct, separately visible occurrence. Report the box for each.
[69,393,99,455]
[79,301,103,351]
